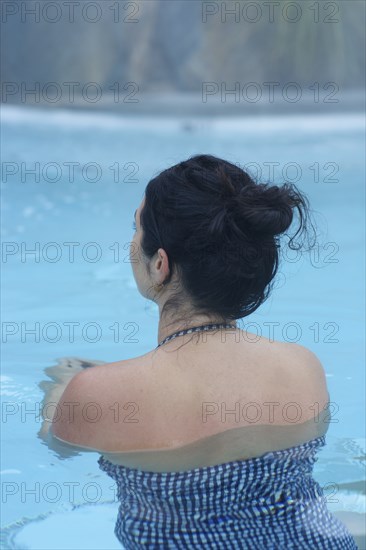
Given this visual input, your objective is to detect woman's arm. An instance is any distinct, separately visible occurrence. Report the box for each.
[37,358,106,442]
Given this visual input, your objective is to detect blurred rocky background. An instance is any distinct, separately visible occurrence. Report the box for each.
[1,0,365,112]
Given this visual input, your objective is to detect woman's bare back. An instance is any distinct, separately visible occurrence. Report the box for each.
[82,330,330,472]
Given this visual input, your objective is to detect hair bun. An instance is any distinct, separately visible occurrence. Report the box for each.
[235,183,299,237]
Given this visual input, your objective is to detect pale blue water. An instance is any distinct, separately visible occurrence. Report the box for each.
[1,106,365,549]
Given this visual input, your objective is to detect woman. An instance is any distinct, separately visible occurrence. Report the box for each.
[43,155,358,548]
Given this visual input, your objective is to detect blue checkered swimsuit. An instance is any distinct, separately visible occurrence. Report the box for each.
[98,435,358,549]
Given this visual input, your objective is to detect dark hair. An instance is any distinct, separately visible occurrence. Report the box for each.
[140,154,317,322]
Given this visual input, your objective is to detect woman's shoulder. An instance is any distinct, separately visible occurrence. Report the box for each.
[252,334,328,372]
[281,342,329,394]
[271,340,330,410]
